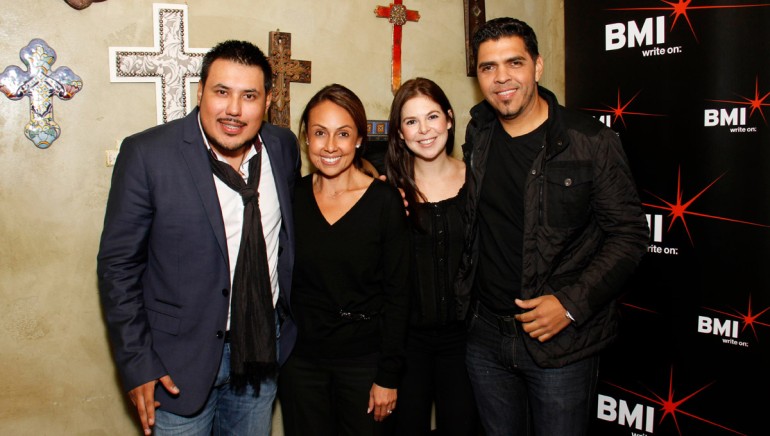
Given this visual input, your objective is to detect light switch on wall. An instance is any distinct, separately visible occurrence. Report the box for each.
[106,140,121,167]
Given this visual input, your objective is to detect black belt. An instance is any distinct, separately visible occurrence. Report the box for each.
[475,301,519,336]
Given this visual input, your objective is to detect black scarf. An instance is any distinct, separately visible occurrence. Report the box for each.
[207,141,277,394]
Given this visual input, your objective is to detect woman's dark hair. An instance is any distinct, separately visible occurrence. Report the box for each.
[298,83,368,169]
[385,77,455,214]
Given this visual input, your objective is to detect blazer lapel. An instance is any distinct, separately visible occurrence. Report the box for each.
[261,128,293,226]
[179,109,229,262]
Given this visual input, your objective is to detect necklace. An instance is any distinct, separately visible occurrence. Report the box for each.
[328,189,347,198]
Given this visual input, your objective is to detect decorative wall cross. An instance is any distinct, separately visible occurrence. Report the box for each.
[65,0,107,9]
[464,0,486,76]
[267,31,311,129]
[374,0,420,94]
[0,39,83,148]
[109,3,208,124]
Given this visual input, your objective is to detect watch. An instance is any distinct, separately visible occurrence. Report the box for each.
[565,311,576,323]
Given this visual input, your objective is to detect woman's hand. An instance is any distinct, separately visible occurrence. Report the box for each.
[367,383,397,422]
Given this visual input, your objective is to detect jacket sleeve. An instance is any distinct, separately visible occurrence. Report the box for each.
[96,137,166,392]
[557,128,649,323]
[374,185,411,388]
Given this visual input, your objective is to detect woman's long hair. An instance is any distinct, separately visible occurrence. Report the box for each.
[385,77,455,217]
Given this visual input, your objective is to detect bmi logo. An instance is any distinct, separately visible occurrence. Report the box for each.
[698,295,770,348]
[604,1,770,55]
[605,15,680,56]
[600,367,747,435]
[597,394,655,433]
[704,76,768,133]
[646,213,679,256]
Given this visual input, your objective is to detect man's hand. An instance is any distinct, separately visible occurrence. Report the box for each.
[367,383,397,422]
[514,295,572,342]
[128,375,179,435]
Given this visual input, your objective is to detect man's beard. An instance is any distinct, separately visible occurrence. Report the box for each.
[496,105,523,121]
[205,132,256,155]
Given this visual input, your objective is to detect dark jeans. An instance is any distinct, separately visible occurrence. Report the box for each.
[278,353,394,436]
[394,323,480,436]
[465,304,598,436]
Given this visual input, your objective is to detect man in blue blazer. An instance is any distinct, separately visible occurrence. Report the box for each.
[97,40,299,435]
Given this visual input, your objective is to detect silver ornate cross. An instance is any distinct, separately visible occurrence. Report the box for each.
[0,39,83,148]
[109,3,208,124]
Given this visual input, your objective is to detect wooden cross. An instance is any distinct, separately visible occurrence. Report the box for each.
[267,31,311,129]
[109,3,208,124]
[374,0,420,94]
[0,38,83,148]
[464,0,486,76]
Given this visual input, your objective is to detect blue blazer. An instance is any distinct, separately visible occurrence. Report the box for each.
[97,108,300,415]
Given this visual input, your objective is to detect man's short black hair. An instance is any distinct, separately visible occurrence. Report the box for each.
[472,17,540,66]
[200,40,273,92]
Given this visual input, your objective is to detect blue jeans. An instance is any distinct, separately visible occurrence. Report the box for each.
[154,342,278,436]
[465,304,598,436]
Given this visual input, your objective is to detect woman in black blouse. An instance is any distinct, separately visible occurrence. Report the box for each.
[279,84,409,436]
[385,77,479,435]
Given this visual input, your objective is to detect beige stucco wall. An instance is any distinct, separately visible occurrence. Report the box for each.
[0,1,563,434]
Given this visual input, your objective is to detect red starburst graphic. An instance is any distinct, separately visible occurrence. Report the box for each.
[608,0,770,42]
[704,294,770,340]
[708,76,770,124]
[582,88,665,128]
[606,366,746,435]
[621,301,660,314]
[643,166,770,245]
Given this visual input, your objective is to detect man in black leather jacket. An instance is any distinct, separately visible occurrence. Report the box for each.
[459,17,650,436]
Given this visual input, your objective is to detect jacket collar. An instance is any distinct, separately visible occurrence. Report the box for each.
[470,85,569,158]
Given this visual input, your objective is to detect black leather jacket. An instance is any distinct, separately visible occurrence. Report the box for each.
[457,86,649,367]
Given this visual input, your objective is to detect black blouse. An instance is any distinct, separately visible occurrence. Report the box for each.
[409,182,468,328]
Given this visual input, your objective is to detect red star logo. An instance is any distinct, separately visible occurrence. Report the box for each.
[708,76,770,124]
[582,88,665,128]
[607,367,746,435]
[704,294,770,340]
[608,0,770,42]
[643,166,770,245]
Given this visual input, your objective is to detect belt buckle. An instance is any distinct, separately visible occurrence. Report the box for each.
[496,314,517,336]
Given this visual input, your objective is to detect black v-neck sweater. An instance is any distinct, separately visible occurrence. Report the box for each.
[291,175,410,388]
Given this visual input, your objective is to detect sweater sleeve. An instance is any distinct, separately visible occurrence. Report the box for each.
[373,183,411,388]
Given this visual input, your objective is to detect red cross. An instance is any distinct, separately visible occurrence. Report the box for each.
[374,0,420,94]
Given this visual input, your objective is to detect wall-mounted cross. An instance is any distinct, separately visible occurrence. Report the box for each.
[109,3,208,124]
[464,0,486,76]
[374,0,420,94]
[267,31,311,129]
[0,39,83,148]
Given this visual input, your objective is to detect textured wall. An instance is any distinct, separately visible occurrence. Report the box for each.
[0,1,562,434]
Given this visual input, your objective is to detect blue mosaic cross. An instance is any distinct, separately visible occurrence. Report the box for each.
[0,39,83,148]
